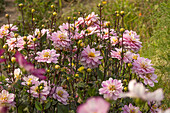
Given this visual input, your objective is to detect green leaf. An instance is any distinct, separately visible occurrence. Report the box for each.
[44,101,51,110]
[35,101,42,111]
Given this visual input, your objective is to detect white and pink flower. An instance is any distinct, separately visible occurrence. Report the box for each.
[122,103,142,113]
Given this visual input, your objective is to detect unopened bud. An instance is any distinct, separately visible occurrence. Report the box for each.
[120,11,124,15]
[7,65,11,68]
[14,33,19,38]
[67,17,71,20]
[128,63,132,67]
[11,57,16,63]
[116,14,119,17]
[124,87,127,91]
[75,74,79,77]
[42,24,45,27]
[78,40,82,45]
[5,14,9,18]
[120,28,125,32]
[80,42,85,47]
[3,45,7,49]
[23,36,27,41]
[0,56,5,59]
[51,5,54,8]
[102,1,107,5]
[19,3,23,7]
[31,9,35,13]
[55,65,60,69]
[87,68,92,72]
[32,18,35,21]
[33,38,37,42]
[47,69,50,73]
[53,12,57,16]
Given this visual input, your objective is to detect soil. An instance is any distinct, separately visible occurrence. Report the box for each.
[0,0,19,26]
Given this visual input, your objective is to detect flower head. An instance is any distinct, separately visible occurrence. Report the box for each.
[35,49,60,63]
[0,49,6,63]
[0,90,15,106]
[21,75,39,86]
[81,45,103,68]
[53,87,69,105]
[99,78,123,100]
[122,103,142,113]
[77,97,110,113]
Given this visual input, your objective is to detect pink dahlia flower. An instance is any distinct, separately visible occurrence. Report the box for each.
[1,24,18,31]
[75,17,85,29]
[77,97,110,113]
[35,49,60,63]
[139,73,158,87]
[30,80,50,101]
[99,78,123,100]
[80,45,103,68]
[86,26,98,36]
[21,75,39,86]
[132,57,155,75]
[85,12,99,26]
[110,36,118,46]
[0,90,15,105]
[110,48,122,60]
[53,87,69,105]
[120,30,142,52]
[148,101,161,113]
[122,103,142,113]
[51,31,71,50]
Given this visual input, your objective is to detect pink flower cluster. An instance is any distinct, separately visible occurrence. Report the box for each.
[122,103,142,113]
[81,45,103,68]
[99,78,123,100]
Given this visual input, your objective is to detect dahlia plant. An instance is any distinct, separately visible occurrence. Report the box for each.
[0,2,168,113]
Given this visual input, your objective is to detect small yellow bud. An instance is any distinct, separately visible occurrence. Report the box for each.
[87,68,92,72]
[23,36,27,41]
[67,17,71,20]
[120,11,124,15]
[39,86,43,90]
[51,5,54,8]
[67,77,70,80]
[14,33,19,38]
[80,42,85,47]
[115,11,119,14]
[0,56,5,59]
[3,45,7,49]
[31,9,35,13]
[78,12,81,15]
[32,18,35,21]
[123,79,127,82]
[120,28,125,32]
[102,1,107,5]
[19,3,23,7]
[42,24,45,27]
[106,21,110,27]
[11,57,16,63]
[47,70,50,73]
[5,14,9,18]
[75,74,79,77]
[53,12,57,16]
[118,108,122,111]
[98,3,101,7]
[128,63,132,67]
[116,14,119,17]
[33,38,37,42]
[124,87,127,91]
[78,66,85,72]
[55,65,60,69]
[8,65,11,68]
[78,40,82,45]
[73,17,76,20]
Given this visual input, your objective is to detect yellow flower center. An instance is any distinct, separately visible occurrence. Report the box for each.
[88,52,95,57]
[57,91,64,97]
[108,85,115,91]
[0,96,7,101]
[112,38,118,42]
[4,25,9,30]
[132,55,138,60]
[44,52,50,58]
[58,34,65,39]
[27,78,32,85]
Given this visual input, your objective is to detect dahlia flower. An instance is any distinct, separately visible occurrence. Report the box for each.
[86,26,98,36]
[77,97,110,113]
[75,17,85,29]
[122,103,142,113]
[120,80,164,102]
[132,57,155,75]
[34,28,51,39]
[30,80,50,100]
[1,24,18,31]
[21,75,39,86]
[35,49,60,63]
[139,73,158,87]
[110,36,118,46]
[51,31,71,50]
[110,48,122,60]
[80,45,103,68]
[120,30,142,52]
[14,68,22,81]
[0,90,15,105]
[85,12,99,26]
[99,78,123,100]
[0,28,9,38]
[148,101,160,113]
[53,87,69,105]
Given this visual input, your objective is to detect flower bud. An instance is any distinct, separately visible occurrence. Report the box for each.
[47,69,50,73]
[115,11,119,14]
[23,36,27,41]
[105,21,110,27]
[128,63,132,67]
[75,74,79,77]
[31,9,35,13]
[87,68,92,72]
[78,40,82,45]
[51,5,54,8]
[55,65,60,69]
[120,28,125,32]
[78,66,84,72]
[33,38,37,42]
[7,65,11,68]
[102,1,107,5]
[120,11,124,15]
[42,24,45,27]
[19,3,23,7]
[124,87,127,91]
[73,17,76,20]
[67,17,71,20]
[32,18,35,21]
[11,57,16,63]
[116,14,119,17]
[5,14,9,18]
[80,42,85,47]
[0,56,5,59]
[3,45,7,49]
[53,12,57,16]
[67,77,70,80]
[14,33,19,38]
